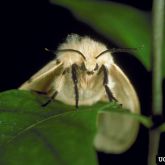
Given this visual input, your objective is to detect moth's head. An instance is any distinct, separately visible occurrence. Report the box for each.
[82,51,114,75]
[57,34,114,73]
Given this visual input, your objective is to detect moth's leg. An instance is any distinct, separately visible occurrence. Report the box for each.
[71,64,79,109]
[42,90,58,107]
[31,90,48,95]
[102,65,118,102]
[42,71,65,107]
[30,89,54,107]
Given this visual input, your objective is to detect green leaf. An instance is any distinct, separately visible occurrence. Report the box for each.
[0,90,72,145]
[50,0,165,77]
[0,90,99,165]
[99,102,153,128]
[0,90,153,164]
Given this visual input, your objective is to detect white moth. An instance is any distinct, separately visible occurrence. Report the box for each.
[19,34,140,153]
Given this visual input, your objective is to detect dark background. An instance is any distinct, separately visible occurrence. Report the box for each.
[1,0,164,164]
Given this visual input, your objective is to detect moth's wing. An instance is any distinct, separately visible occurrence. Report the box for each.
[94,63,140,153]
[108,63,140,113]
[19,60,63,93]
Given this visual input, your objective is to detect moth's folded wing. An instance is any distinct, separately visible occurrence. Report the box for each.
[19,60,63,93]
[94,63,140,153]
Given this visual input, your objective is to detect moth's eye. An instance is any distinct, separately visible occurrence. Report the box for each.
[94,63,99,71]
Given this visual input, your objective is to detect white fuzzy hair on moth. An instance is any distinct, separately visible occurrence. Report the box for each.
[19,34,140,154]
[57,34,114,69]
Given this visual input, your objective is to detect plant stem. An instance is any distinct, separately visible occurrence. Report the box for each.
[152,1,164,115]
[148,0,164,165]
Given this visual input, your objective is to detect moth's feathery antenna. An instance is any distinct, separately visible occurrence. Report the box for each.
[71,64,79,109]
[42,91,58,107]
[44,48,57,54]
[102,65,118,102]
[45,48,86,60]
[96,46,144,59]
[57,49,86,60]
[44,48,52,52]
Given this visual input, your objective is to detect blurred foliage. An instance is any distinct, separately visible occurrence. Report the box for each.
[159,123,165,132]
[51,0,165,77]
